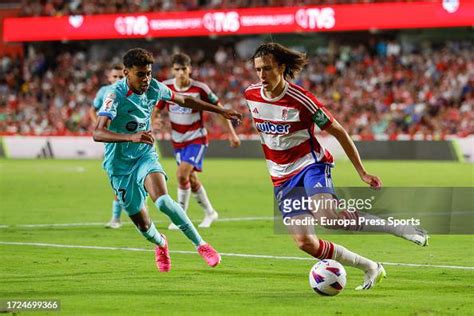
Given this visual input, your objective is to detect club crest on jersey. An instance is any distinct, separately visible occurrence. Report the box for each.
[103,92,116,111]
[256,121,290,135]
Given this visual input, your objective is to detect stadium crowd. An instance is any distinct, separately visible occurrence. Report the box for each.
[19,0,427,16]
[0,40,472,139]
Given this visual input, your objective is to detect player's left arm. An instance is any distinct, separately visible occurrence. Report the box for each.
[325,120,382,189]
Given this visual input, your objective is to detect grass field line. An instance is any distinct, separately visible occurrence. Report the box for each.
[1,241,473,271]
[0,217,276,229]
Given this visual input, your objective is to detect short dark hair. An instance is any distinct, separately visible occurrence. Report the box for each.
[111,63,124,71]
[251,43,308,79]
[123,48,154,68]
[171,53,191,66]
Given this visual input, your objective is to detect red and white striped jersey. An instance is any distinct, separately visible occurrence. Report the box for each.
[157,79,219,149]
[244,81,335,186]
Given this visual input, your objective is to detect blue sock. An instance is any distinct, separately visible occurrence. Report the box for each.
[139,222,165,247]
[155,194,204,247]
[112,200,122,219]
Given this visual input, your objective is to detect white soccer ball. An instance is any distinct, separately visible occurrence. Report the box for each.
[309,259,347,296]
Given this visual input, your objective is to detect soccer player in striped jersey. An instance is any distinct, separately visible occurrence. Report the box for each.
[90,63,126,229]
[245,43,429,290]
[156,53,241,229]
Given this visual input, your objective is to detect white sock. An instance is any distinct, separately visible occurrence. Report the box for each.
[193,186,215,216]
[177,187,191,212]
[333,244,377,272]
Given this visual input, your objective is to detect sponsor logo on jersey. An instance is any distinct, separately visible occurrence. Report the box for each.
[169,104,193,114]
[125,121,146,132]
[252,107,259,114]
[255,121,290,135]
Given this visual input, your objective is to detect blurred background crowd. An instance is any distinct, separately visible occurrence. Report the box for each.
[19,0,428,16]
[1,0,472,140]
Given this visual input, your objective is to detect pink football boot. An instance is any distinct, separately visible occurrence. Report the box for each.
[197,244,221,267]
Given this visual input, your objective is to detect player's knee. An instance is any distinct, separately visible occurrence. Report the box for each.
[176,172,190,187]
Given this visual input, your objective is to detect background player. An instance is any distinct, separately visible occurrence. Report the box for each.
[93,48,242,271]
[245,43,429,290]
[156,53,241,229]
[90,63,126,229]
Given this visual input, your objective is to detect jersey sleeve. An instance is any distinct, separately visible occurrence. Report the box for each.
[153,80,175,102]
[92,87,105,110]
[97,88,119,121]
[301,90,334,131]
[198,83,219,104]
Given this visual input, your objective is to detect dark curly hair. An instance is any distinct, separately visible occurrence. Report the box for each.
[123,48,154,68]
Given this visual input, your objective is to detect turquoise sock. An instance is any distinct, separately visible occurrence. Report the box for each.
[112,200,122,219]
[139,222,165,247]
[155,194,204,247]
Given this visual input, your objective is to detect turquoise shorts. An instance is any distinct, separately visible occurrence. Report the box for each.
[108,155,167,216]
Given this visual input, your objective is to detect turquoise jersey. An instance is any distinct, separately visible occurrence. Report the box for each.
[97,78,174,176]
[93,85,111,111]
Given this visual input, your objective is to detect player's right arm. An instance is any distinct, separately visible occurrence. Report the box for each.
[93,116,154,145]
[92,88,154,145]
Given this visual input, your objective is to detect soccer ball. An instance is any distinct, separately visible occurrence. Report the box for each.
[309,259,347,296]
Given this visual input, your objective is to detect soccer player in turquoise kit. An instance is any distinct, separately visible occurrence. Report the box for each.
[90,63,126,229]
[93,48,242,271]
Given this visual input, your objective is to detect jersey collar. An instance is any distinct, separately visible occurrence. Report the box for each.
[260,81,288,102]
[173,78,193,92]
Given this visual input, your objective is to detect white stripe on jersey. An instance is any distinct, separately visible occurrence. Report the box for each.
[266,152,316,178]
[258,129,310,151]
[287,86,319,114]
[192,81,213,94]
[169,112,201,125]
[247,100,301,122]
[172,128,207,143]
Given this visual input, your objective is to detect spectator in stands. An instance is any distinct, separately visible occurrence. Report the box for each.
[0,40,472,139]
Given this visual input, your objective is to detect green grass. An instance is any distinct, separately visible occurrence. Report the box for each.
[0,159,473,315]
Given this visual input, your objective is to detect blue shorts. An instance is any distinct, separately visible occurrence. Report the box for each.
[108,154,167,216]
[274,163,336,218]
[174,144,207,172]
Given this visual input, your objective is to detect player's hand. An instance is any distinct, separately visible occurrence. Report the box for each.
[361,172,382,189]
[228,134,241,148]
[130,131,155,145]
[221,109,242,122]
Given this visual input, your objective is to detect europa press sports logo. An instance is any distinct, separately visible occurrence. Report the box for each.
[255,121,291,134]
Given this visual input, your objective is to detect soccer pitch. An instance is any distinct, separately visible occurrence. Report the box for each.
[1,159,473,315]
